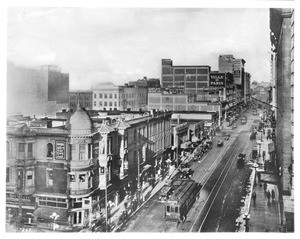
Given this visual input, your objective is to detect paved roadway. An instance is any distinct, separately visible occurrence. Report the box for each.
[118,109,260,232]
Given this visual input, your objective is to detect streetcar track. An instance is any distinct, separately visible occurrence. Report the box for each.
[197,134,250,232]
[188,137,242,232]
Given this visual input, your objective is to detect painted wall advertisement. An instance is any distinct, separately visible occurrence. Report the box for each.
[209,73,225,87]
[55,141,65,159]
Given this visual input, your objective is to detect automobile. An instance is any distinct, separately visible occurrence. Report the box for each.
[217,140,224,147]
[179,168,194,179]
[237,153,246,167]
[224,134,230,140]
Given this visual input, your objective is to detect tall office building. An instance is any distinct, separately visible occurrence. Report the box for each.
[161,59,211,94]
[7,63,69,117]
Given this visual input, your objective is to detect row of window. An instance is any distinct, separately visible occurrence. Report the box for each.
[94,101,118,107]
[70,96,91,101]
[162,67,209,75]
[94,93,118,99]
[70,102,92,108]
[38,196,67,208]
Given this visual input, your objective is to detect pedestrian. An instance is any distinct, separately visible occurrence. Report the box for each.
[271,189,275,200]
[266,190,271,201]
[252,191,257,204]
[264,182,267,191]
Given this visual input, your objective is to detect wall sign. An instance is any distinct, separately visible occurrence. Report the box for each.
[55,141,66,159]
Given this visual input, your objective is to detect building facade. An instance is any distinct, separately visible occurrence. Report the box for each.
[269,8,294,231]
[92,83,120,111]
[7,64,69,117]
[161,59,211,94]
[6,107,173,231]
[119,85,148,111]
[69,91,93,110]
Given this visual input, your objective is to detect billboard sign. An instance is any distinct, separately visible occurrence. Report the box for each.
[209,73,225,87]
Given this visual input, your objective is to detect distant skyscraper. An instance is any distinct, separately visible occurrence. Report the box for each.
[7,63,69,117]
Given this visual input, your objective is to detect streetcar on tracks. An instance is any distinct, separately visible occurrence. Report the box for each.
[165,180,202,222]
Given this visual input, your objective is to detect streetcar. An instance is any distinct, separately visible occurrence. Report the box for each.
[165,180,202,222]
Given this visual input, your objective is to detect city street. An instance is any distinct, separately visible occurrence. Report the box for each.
[117,109,260,232]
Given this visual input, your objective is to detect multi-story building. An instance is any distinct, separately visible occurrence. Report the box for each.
[6,106,173,231]
[92,82,120,111]
[119,85,148,111]
[218,55,246,102]
[7,64,69,117]
[128,77,160,88]
[244,72,251,102]
[69,91,93,110]
[161,59,211,94]
[6,107,102,230]
[269,8,294,231]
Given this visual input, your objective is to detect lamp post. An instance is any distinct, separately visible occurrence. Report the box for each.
[105,166,109,232]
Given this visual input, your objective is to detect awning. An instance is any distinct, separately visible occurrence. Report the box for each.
[180,141,191,149]
[140,164,152,175]
[32,207,69,222]
[191,135,199,143]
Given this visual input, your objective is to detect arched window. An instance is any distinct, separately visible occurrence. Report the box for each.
[47,143,53,157]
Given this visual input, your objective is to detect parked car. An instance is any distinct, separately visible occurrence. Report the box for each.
[217,140,224,147]
[179,168,194,179]
[237,153,246,168]
[224,134,230,140]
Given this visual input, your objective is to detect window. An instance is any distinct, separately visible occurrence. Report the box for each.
[6,167,10,183]
[94,94,97,98]
[26,170,33,186]
[18,143,25,158]
[109,102,112,107]
[79,144,85,160]
[46,169,53,187]
[99,101,102,106]
[94,101,96,106]
[167,206,170,212]
[104,94,107,98]
[99,93,103,98]
[6,141,10,156]
[28,143,33,157]
[38,196,67,208]
[114,102,117,107]
[104,102,107,106]
[73,211,82,224]
[79,174,85,182]
[47,143,53,157]
[114,94,117,99]
[109,93,112,99]
[175,207,179,213]
[69,174,76,182]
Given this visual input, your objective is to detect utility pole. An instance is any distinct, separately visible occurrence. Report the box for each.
[105,165,109,232]
[137,153,140,207]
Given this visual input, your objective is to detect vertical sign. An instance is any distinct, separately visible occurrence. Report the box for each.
[55,141,65,159]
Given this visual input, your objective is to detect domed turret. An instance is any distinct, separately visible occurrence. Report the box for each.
[69,104,92,135]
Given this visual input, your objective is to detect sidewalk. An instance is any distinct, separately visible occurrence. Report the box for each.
[108,167,178,231]
[248,123,281,232]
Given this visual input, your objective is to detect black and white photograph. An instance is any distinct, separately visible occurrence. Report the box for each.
[1,0,297,236]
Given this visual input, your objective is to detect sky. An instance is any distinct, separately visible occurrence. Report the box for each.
[7,7,271,90]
